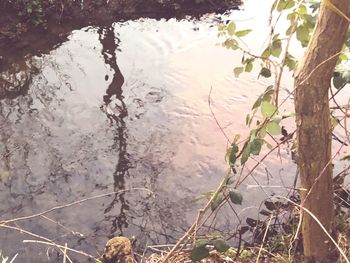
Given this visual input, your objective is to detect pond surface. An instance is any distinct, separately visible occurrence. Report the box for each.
[0,0,336,262]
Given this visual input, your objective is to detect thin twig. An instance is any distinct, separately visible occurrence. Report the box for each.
[40,215,84,237]
[0,188,153,224]
[159,170,231,262]
[344,97,350,145]
[22,239,91,260]
[274,6,299,106]
[0,224,80,261]
[296,51,343,86]
[235,131,296,187]
[63,243,68,263]
[208,86,231,144]
[256,215,273,263]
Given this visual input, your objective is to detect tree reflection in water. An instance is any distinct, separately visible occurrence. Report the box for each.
[98,25,130,236]
[0,23,195,261]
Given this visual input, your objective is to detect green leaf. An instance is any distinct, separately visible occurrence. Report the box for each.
[333,72,344,89]
[262,90,274,102]
[271,47,282,58]
[228,144,239,165]
[211,193,225,211]
[285,54,296,71]
[241,142,251,164]
[229,190,243,205]
[277,0,294,11]
[266,121,281,135]
[272,33,280,41]
[270,0,278,12]
[227,21,236,36]
[249,129,257,141]
[263,85,274,97]
[341,155,350,161]
[296,25,310,47]
[284,0,295,9]
[286,25,296,36]
[252,96,263,110]
[235,29,252,37]
[331,116,339,130]
[303,14,316,28]
[259,125,267,139]
[248,115,253,126]
[259,209,272,216]
[233,144,239,153]
[213,239,230,252]
[261,101,277,118]
[228,150,237,165]
[241,54,245,63]
[251,139,263,155]
[224,39,238,50]
[287,12,296,21]
[233,134,241,143]
[246,114,251,125]
[259,67,272,78]
[234,67,244,78]
[271,39,282,57]
[264,200,277,211]
[245,61,253,72]
[272,115,282,124]
[194,193,210,202]
[298,5,307,15]
[226,176,235,185]
[239,226,250,235]
[218,23,226,31]
[190,245,210,261]
[246,217,259,227]
[261,47,271,58]
[195,239,209,248]
[337,53,348,65]
[276,0,285,11]
[333,70,350,89]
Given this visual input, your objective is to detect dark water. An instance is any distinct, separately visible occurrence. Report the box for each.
[4,1,346,261]
[0,11,295,263]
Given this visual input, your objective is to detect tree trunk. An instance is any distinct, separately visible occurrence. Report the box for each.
[294,1,350,262]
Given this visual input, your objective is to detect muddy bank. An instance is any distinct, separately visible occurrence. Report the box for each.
[0,0,241,99]
[0,0,241,65]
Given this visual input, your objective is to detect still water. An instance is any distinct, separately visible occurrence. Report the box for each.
[0,1,311,262]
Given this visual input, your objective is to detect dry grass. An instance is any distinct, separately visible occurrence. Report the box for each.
[141,203,349,263]
[145,250,234,263]
[337,222,350,263]
[143,247,299,263]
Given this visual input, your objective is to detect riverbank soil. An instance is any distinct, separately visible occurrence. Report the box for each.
[0,0,241,64]
[0,0,242,99]
[0,0,241,99]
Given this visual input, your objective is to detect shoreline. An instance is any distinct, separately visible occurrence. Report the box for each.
[0,0,241,68]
